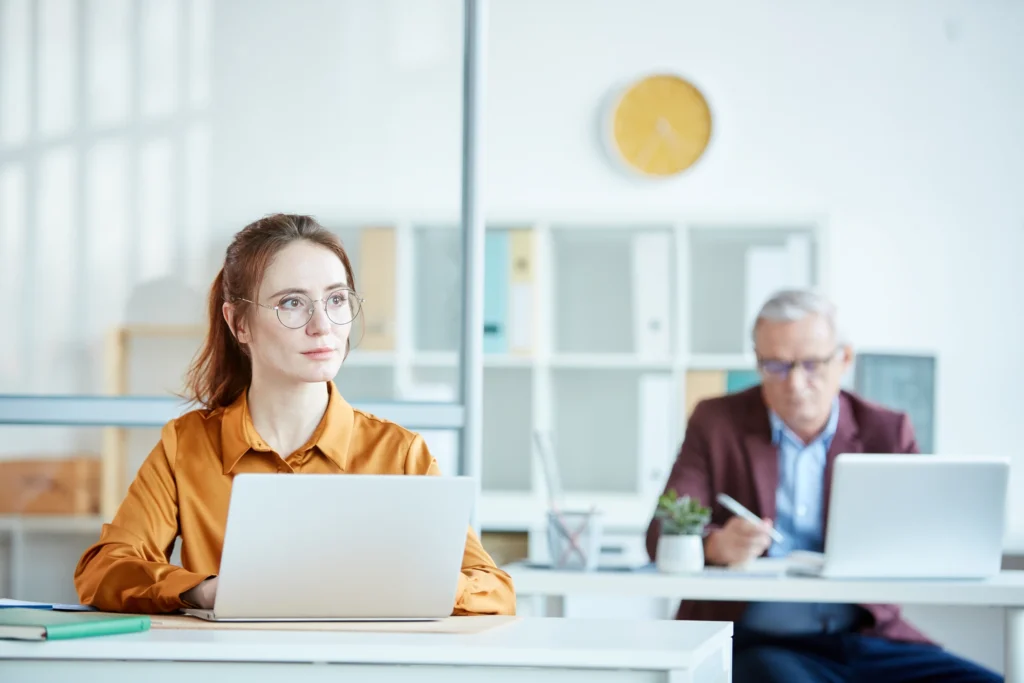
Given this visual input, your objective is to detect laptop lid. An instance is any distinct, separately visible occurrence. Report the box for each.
[209,473,475,619]
[821,454,1009,579]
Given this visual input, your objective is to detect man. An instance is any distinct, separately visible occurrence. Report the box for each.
[646,289,1000,683]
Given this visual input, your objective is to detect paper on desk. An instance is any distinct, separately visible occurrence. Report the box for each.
[0,598,96,611]
[703,557,793,577]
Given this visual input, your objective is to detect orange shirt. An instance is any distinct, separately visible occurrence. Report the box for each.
[74,382,516,616]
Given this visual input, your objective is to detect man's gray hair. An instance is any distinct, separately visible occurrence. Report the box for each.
[752,289,846,345]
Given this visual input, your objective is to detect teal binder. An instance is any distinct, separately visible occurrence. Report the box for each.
[726,369,761,393]
[0,608,150,641]
[483,231,509,353]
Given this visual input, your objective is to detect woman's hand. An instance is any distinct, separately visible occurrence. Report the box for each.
[182,577,219,609]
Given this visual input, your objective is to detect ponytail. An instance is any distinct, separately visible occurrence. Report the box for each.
[184,268,252,409]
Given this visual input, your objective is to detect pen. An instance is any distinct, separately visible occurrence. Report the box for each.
[716,493,785,544]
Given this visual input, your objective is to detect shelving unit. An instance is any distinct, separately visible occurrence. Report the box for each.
[331,218,825,561]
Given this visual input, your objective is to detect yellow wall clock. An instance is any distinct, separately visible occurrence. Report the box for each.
[606,74,712,178]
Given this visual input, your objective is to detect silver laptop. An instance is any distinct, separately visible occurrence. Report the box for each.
[788,454,1009,580]
[183,473,475,621]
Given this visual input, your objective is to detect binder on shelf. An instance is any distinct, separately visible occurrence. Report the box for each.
[638,374,676,496]
[683,370,726,418]
[726,369,761,393]
[684,369,762,420]
[413,226,461,353]
[359,226,397,351]
[508,229,535,355]
[484,230,509,354]
[631,232,672,357]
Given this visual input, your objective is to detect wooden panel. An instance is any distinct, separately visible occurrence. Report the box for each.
[358,227,397,351]
[683,370,726,419]
[0,456,100,515]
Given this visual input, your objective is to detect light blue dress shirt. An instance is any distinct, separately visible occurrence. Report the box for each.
[739,397,864,635]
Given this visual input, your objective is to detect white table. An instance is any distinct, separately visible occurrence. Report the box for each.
[505,564,1024,682]
[0,616,734,683]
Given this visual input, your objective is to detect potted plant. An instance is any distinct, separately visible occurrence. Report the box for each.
[654,489,712,574]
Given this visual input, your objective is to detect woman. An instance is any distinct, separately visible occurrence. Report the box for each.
[74,214,516,616]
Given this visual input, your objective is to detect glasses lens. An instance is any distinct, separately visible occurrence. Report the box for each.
[276,295,313,329]
[325,289,360,326]
[800,360,824,376]
[759,360,791,380]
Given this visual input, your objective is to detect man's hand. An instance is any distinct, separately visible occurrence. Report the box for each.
[704,516,775,566]
[181,577,218,609]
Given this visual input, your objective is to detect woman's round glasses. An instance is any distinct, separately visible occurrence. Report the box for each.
[239,288,364,329]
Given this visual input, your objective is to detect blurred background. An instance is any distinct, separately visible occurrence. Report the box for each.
[1,0,1022,672]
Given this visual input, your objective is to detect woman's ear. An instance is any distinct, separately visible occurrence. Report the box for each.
[222,302,251,345]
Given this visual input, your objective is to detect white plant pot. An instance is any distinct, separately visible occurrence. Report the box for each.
[656,534,705,574]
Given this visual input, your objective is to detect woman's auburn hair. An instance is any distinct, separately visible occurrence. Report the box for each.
[184,213,357,410]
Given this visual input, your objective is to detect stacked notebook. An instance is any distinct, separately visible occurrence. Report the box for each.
[0,608,150,641]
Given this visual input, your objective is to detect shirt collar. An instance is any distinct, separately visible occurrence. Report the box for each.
[769,395,841,449]
[220,381,354,474]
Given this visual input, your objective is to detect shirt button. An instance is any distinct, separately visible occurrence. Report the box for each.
[797,505,808,517]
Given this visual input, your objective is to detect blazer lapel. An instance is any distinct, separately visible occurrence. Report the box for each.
[823,393,862,531]
[743,409,779,522]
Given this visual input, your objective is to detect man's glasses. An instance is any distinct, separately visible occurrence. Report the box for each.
[238,288,364,329]
[756,349,840,381]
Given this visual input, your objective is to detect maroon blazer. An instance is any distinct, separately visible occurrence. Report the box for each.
[646,386,932,644]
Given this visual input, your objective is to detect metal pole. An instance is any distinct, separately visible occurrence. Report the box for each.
[458,0,487,534]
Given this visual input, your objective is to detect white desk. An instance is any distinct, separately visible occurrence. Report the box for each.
[0,616,733,683]
[505,564,1024,682]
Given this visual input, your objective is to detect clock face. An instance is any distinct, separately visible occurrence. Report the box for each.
[608,74,712,178]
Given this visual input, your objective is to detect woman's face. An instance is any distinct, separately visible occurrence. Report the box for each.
[230,240,354,386]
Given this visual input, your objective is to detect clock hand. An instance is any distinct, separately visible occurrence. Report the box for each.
[656,118,697,156]
[635,131,662,170]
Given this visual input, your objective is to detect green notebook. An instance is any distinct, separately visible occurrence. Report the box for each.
[0,608,150,641]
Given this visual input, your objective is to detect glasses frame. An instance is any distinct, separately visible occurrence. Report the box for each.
[756,347,842,382]
[237,287,365,330]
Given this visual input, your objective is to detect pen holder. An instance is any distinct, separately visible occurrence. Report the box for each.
[546,509,603,571]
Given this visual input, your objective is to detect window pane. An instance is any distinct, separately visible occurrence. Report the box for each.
[38,0,77,137]
[0,0,31,145]
[0,165,27,386]
[138,137,175,281]
[183,122,212,289]
[87,0,131,126]
[6,0,468,415]
[187,0,211,109]
[85,139,130,349]
[36,147,77,392]
[140,0,179,118]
